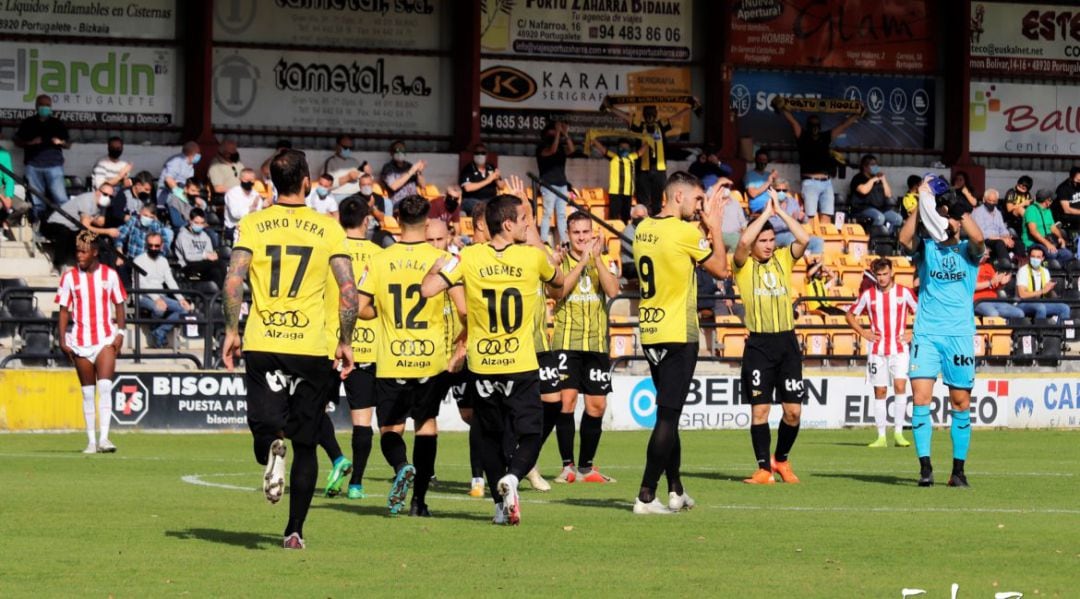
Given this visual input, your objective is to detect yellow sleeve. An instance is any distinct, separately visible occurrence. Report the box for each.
[234,216,253,253]
[676,221,711,264]
[537,247,556,282]
[439,253,464,286]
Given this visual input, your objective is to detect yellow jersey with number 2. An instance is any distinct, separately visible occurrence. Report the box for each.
[632,216,712,345]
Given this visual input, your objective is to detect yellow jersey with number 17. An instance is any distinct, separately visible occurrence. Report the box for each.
[359,241,450,379]
[440,242,556,375]
[324,236,382,362]
[632,216,712,345]
[236,204,348,356]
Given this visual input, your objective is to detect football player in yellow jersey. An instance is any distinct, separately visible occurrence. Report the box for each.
[358,195,464,517]
[422,193,564,525]
[321,197,382,500]
[549,211,621,483]
[221,149,358,550]
[733,192,810,486]
[631,171,730,515]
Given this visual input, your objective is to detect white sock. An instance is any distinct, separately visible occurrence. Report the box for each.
[894,394,909,434]
[472,477,484,485]
[97,379,113,442]
[874,398,888,437]
[81,385,96,445]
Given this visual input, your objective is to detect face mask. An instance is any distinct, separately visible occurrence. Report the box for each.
[137,191,150,201]
[97,194,111,208]
[191,225,205,234]
[1030,257,1043,268]
[984,203,996,212]
[777,191,787,200]
[474,155,486,167]
[359,185,373,196]
[808,124,821,135]
[393,151,406,161]
[240,181,255,192]
[37,105,52,118]
[618,149,630,157]
[192,153,202,165]
[340,148,352,158]
[445,197,459,213]
[631,217,644,226]
[755,161,767,170]
[869,165,881,175]
[108,148,123,160]
[147,249,161,259]
[228,152,240,162]
[316,187,330,198]
[139,215,154,227]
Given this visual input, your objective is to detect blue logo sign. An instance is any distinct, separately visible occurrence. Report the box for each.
[1014,396,1034,417]
[629,378,657,428]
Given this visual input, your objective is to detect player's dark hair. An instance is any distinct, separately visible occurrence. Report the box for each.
[871,257,893,273]
[1028,245,1045,258]
[397,194,430,226]
[338,197,370,229]
[318,173,334,183]
[567,210,592,228]
[471,200,487,222]
[906,174,922,190]
[860,154,877,168]
[758,220,775,235]
[1071,166,1080,179]
[189,208,206,221]
[485,194,521,236]
[133,170,154,186]
[1018,175,1033,188]
[270,149,310,196]
[664,170,703,195]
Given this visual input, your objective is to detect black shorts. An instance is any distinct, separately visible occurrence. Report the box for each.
[741,331,806,406]
[556,350,612,395]
[471,371,542,437]
[374,375,444,426]
[342,363,376,410]
[643,342,698,411]
[450,367,473,408]
[537,351,561,396]
[244,351,335,446]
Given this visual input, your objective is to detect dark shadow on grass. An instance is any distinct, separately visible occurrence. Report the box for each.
[680,471,749,483]
[315,501,491,522]
[814,472,911,486]
[553,497,633,512]
[427,479,472,495]
[165,528,280,550]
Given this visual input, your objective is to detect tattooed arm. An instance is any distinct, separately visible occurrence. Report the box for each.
[330,255,357,378]
[221,248,252,371]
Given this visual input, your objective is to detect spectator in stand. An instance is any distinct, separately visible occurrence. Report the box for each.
[323,134,368,199]
[174,208,226,289]
[849,154,902,230]
[157,141,200,209]
[770,179,824,255]
[537,122,574,245]
[223,168,267,244]
[971,188,1015,266]
[134,232,193,348]
[778,106,860,227]
[900,174,921,219]
[102,170,154,230]
[973,251,1023,319]
[951,171,979,207]
[0,137,29,241]
[696,265,720,356]
[688,146,729,191]
[609,103,695,214]
[804,259,846,316]
[350,172,393,247]
[591,137,644,223]
[1016,246,1071,321]
[620,203,648,280]
[165,178,209,231]
[207,138,245,196]
[260,139,291,181]
[1053,166,1080,234]
[1003,175,1033,238]
[306,173,339,217]
[459,142,499,216]
[115,204,174,283]
[91,137,132,191]
[1023,189,1074,264]
[43,183,119,269]
[744,149,777,215]
[429,184,462,233]
[380,140,425,208]
[14,94,69,222]
[719,181,748,252]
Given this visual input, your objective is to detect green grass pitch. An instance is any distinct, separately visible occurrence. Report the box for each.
[2,429,1077,597]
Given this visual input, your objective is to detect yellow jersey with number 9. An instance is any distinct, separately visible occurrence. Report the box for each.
[632,216,711,345]
[324,236,382,362]
[236,204,348,356]
[440,243,556,375]
[359,241,450,378]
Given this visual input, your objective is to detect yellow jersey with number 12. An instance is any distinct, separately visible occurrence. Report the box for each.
[440,243,556,375]
[632,216,711,345]
[236,204,348,356]
[324,236,382,362]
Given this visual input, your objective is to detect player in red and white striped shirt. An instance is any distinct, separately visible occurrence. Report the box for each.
[56,231,128,454]
[844,257,917,448]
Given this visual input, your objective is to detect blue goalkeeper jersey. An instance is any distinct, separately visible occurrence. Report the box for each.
[913,238,979,338]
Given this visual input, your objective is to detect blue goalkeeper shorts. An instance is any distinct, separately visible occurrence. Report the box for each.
[908,334,975,390]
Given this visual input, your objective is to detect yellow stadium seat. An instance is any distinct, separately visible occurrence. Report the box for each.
[983,317,1012,358]
[382,215,401,235]
[422,184,441,199]
[373,183,386,197]
[973,333,987,358]
[720,331,746,359]
[831,331,858,357]
[459,217,474,236]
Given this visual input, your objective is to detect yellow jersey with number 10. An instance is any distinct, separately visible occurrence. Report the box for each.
[324,236,382,362]
[440,243,556,375]
[632,216,711,345]
[236,204,348,356]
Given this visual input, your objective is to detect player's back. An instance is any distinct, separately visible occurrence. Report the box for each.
[237,204,346,356]
[914,239,978,337]
[324,237,382,362]
[632,216,704,344]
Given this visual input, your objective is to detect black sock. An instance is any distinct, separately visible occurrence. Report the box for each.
[666,432,683,495]
[510,432,542,479]
[349,425,373,486]
[540,401,561,446]
[252,433,275,466]
[380,431,408,473]
[478,427,507,504]
[468,424,484,479]
[578,412,603,470]
[639,406,680,502]
[317,414,343,463]
[412,435,437,503]
[556,412,576,466]
[284,442,317,538]
[952,458,965,475]
[750,423,771,470]
[774,420,800,463]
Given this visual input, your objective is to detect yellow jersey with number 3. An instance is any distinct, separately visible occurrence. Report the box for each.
[359,241,449,378]
[324,236,382,362]
[236,204,348,356]
[440,243,556,375]
[632,216,711,345]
